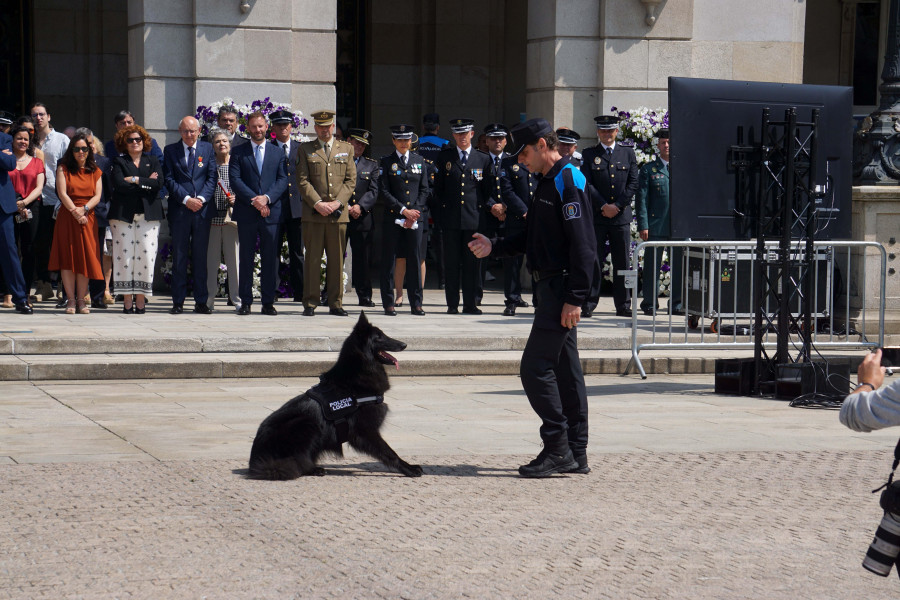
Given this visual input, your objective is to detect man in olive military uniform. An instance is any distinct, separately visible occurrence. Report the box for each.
[296,109,356,316]
[433,118,492,314]
[378,124,429,315]
[269,109,304,302]
[468,118,595,477]
[581,115,639,318]
[346,128,379,307]
[636,127,682,316]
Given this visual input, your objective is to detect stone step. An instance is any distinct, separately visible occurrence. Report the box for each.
[0,348,869,382]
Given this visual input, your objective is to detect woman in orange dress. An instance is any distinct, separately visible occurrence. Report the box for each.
[48,132,103,314]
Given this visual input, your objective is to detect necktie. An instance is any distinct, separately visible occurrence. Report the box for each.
[255,144,263,173]
[324,142,331,160]
[460,151,467,167]
[606,147,612,157]
[283,143,289,158]
[494,156,500,171]
[400,154,408,169]
[187,146,194,175]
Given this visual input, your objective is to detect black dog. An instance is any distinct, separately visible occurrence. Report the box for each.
[247,313,423,480]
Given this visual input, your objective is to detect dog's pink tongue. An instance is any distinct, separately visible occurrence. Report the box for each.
[381,351,400,370]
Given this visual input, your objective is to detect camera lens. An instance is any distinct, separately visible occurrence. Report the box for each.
[863,511,900,577]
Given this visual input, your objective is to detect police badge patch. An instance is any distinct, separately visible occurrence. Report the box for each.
[392,163,399,172]
[446,161,452,171]
[563,202,581,220]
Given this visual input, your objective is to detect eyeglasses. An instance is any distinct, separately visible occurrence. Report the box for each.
[72,146,89,153]
[127,137,142,143]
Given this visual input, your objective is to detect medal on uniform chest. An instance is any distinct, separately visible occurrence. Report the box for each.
[594,156,601,165]
[391,163,399,172]
[445,161,452,171]
[511,164,519,172]
[198,156,204,167]
[651,167,657,173]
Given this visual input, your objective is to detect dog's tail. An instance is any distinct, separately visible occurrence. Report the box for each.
[246,457,302,481]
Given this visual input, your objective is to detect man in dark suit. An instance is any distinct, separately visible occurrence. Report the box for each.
[378,124,429,316]
[433,118,492,314]
[229,111,288,315]
[581,115,639,318]
[0,130,32,314]
[346,128,379,307]
[482,123,514,309]
[105,110,164,162]
[163,116,218,314]
[269,109,303,302]
[202,106,248,149]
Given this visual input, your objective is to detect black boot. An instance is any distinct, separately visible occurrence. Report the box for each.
[518,438,577,478]
[565,453,591,474]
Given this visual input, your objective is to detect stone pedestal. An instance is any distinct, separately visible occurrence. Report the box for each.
[127,0,336,145]
[850,186,900,337]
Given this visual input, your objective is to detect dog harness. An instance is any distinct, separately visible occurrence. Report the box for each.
[308,381,384,444]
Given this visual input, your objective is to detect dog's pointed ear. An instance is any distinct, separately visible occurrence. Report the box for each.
[357,311,369,327]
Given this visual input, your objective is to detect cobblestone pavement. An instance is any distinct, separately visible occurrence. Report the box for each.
[2,375,899,599]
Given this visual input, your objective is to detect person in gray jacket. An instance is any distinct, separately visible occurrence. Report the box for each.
[840,349,899,432]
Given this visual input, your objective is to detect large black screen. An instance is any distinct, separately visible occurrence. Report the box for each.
[668,77,853,240]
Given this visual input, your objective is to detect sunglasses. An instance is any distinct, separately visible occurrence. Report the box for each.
[72,146,89,153]
[127,137,142,143]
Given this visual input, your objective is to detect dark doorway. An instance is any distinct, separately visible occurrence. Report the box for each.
[336,0,367,131]
[0,0,34,116]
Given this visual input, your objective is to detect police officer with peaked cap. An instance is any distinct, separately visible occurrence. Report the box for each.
[378,124,429,315]
[433,118,492,314]
[269,109,304,301]
[556,127,583,167]
[345,128,379,307]
[580,114,639,318]
[468,118,596,477]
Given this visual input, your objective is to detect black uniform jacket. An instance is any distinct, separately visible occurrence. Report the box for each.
[580,142,638,226]
[498,157,534,230]
[433,146,492,231]
[492,156,596,310]
[270,138,303,218]
[378,151,429,223]
[348,155,380,232]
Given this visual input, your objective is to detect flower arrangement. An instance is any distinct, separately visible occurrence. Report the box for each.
[598,106,671,296]
[194,97,311,142]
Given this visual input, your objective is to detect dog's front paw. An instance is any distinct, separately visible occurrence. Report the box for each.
[400,463,424,477]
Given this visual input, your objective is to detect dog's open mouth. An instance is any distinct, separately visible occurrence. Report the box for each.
[378,350,400,370]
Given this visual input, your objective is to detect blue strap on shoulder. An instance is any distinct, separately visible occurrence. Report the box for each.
[555,163,586,199]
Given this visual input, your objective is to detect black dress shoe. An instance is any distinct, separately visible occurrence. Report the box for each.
[134,306,145,314]
[193,303,212,314]
[515,299,529,308]
[237,304,251,315]
[411,306,425,316]
[447,307,459,314]
[14,302,33,314]
[384,308,397,316]
[503,306,516,316]
[615,308,633,318]
[462,307,482,315]
[169,304,184,315]
[122,305,135,314]
[329,307,348,316]
[581,309,593,318]
[91,300,108,309]
[642,308,655,316]
[55,298,68,309]
[303,307,315,316]
[359,299,376,307]
[261,304,277,316]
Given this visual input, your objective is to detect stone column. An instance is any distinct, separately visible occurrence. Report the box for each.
[850,187,900,336]
[127,0,337,145]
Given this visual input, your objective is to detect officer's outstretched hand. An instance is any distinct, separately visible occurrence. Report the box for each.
[468,233,492,258]
[561,303,580,329]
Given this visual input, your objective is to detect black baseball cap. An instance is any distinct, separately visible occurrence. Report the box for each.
[509,118,553,156]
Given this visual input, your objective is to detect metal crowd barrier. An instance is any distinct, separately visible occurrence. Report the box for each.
[625,240,886,379]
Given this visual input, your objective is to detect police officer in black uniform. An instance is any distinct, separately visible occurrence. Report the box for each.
[269,109,304,302]
[346,128,379,307]
[482,123,512,308]
[433,118,491,314]
[418,113,449,290]
[581,115,639,318]
[556,127,583,167]
[378,124,429,316]
[469,118,596,477]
